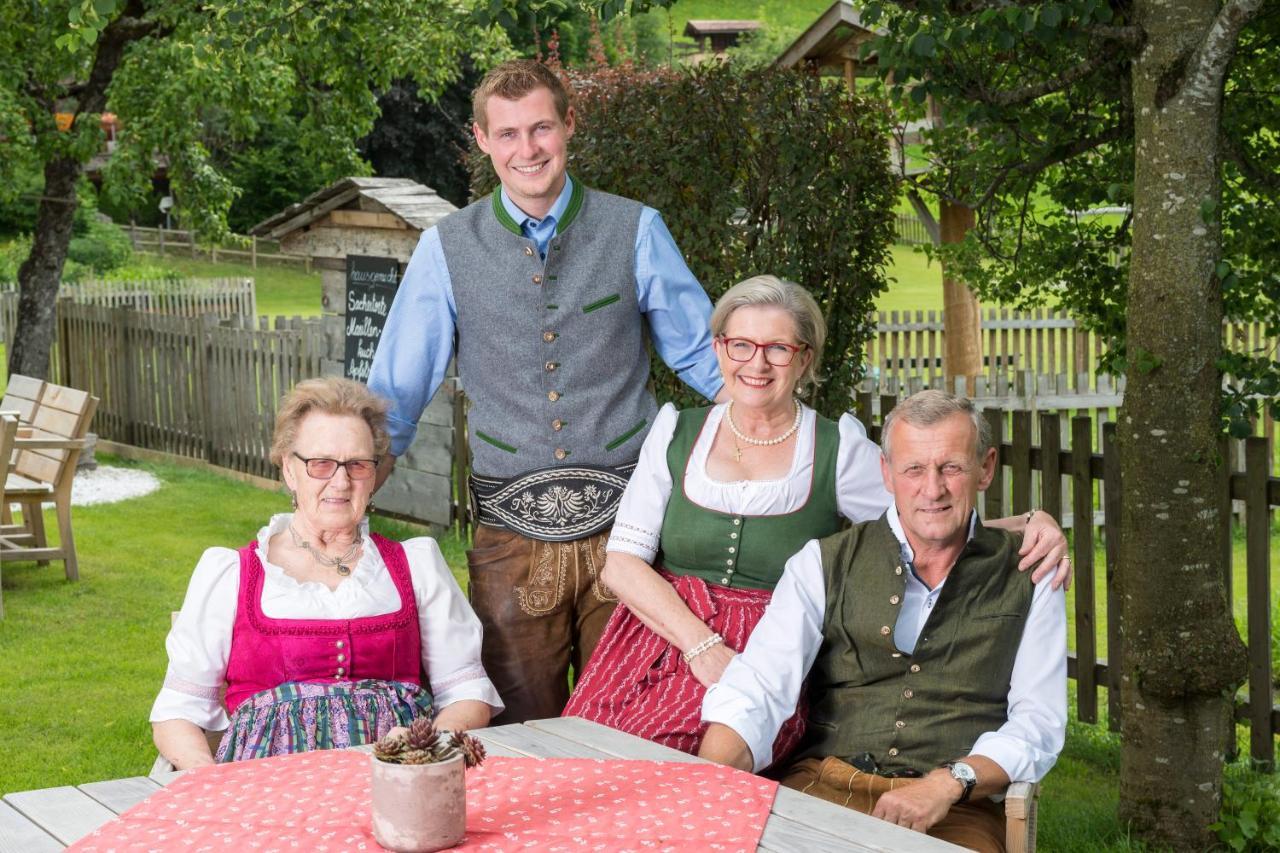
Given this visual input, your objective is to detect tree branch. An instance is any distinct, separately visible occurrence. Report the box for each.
[972,46,1133,107]
[1220,130,1280,192]
[1184,0,1265,106]
[970,122,1128,211]
[1087,24,1144,46]
[77,0,168,116]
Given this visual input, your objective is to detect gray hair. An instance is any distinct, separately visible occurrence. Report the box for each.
[880,389,991,462]
[709,275,825,390]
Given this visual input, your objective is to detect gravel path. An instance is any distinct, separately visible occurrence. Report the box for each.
[71,465,161,506]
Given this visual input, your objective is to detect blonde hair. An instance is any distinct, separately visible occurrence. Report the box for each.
[270,377,390,467]
[710,275,826,390]
[473,59,571,133]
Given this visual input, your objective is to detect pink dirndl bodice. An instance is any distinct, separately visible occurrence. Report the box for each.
[223,533,422,715]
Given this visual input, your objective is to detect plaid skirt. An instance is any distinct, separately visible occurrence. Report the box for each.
[216,680,432,763]
[562,571,806,766]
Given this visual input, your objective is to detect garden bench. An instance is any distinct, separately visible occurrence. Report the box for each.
[0,382,99,583]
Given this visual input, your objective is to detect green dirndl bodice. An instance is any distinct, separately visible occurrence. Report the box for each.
[657,406,842,590]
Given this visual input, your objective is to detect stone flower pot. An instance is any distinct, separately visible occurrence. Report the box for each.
[370,752,466,853]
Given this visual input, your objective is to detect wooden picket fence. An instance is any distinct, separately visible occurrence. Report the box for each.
[54,303,327,479]
[855,389,1280,766]
[0,278,255,354]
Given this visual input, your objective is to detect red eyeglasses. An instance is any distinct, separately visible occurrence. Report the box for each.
[717,336,807,367]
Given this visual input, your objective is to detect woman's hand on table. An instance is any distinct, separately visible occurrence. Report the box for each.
[689,643,737,688]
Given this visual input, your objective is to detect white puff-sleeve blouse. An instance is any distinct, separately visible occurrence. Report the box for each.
[608,402,893,564]
[150,514,503,731]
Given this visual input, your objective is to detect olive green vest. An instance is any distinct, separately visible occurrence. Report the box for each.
[657,406,841,590]
[798,516,1033,775]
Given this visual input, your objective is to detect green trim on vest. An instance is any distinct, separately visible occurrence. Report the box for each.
[556,178,586,235]
[488,176,586,238]
[490,190,522,237]
[583,293,621,313]
[475,430,518,454]
[657,406,842,590]
[606,418,648,451]
[800,517,1034,775]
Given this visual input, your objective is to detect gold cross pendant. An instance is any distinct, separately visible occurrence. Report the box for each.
[733,443,743,463]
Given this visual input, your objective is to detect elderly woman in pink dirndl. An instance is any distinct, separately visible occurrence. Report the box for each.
[563,276,1070,766]
[151,378,502,768]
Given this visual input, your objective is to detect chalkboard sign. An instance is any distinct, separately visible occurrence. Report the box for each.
[344,255,400,382]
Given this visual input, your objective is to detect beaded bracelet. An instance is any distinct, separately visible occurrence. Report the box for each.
[682,632,725,664]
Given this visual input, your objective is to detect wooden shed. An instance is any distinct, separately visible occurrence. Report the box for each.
[252,177,460,528]
[683,19,761,54]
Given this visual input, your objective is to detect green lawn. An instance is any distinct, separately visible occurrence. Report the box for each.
[148,256,322,318]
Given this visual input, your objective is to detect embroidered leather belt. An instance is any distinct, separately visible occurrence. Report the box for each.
[470,462,636,542]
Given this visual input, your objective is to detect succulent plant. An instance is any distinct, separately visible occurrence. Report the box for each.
[372,719,487,769]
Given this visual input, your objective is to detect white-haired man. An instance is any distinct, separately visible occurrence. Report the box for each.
[699,390,1067,852]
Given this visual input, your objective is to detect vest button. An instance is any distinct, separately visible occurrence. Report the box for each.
[725,559,733,566]
[335,640,344,648]
[880,625,891,636]
[543,331,557,342]
[729,532,738,539]
[895,566,904,575]
[895,720,906,730]
[524,246,534,256]
[721,577,729,584]
[910,664,921,673]
[891,652,903,658]
[545,361,558,372]
[732,518,741,526]
[532,274,543,285]
[903,688,914,699]
[727,546,736,553]
[888,747,899,757]
[552,419,564,431]
[554,448,568,460]
[548,391,560,402]
[889,594,901,605]
[336,653,345,662]
[336,667,345,676]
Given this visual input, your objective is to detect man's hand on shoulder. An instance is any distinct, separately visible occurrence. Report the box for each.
[869,770,961,833]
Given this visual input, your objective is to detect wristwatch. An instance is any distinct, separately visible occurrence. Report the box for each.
[942,760,977,803]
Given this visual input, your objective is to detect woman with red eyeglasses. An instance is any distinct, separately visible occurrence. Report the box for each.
[563,276,1069,767]
[151,377,502,767]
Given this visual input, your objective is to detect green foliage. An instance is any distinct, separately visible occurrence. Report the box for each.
[1211,764,1280,852]
[67,217,133,274]
[852,1,1279,437]
[470,62,896,417]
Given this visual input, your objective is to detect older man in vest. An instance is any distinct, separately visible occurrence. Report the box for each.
[698,390,1067,852]
[369,60,722,724]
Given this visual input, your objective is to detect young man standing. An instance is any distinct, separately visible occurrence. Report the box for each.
[369,60,722,724]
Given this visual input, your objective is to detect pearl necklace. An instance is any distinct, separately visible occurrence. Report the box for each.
[289,523,359,577]
[725,400,802,462]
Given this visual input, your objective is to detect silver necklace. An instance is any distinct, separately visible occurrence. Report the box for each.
[725,400,802,462]
[288,524,359,576]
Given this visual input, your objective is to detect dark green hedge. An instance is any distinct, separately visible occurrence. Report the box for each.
[471,62,897,418]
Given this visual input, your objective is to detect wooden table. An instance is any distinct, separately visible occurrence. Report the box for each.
[1,717,960,852]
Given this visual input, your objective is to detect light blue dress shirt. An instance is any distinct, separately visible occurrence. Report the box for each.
[368,176,723,456]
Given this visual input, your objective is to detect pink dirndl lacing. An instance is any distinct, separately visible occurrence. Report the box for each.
[562,569,806,765]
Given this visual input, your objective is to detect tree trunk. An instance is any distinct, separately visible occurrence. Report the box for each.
[1119,1,1248,847]
[941,200,982,387]
[11,156,80,381]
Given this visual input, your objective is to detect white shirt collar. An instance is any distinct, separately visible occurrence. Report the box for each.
[885,503,978,565]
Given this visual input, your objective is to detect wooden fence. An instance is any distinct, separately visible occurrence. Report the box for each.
[855,389,1280,766]
[0,278,255,353]
[865,309,1279,454]
[894,212,932,245]
[54,303,326,479]
[125,224,312,272]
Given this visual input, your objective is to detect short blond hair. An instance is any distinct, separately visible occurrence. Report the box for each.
[270,377,390,467]
[472,59,571,132]
[710,275,826,390]
[881,390,990,462]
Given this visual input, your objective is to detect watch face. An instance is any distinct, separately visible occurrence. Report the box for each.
[952,761,978,784]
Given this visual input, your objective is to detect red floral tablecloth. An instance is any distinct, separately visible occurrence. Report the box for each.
[70,749,778,852]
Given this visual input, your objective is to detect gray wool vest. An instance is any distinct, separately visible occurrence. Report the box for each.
[798,516,1034,775]
[437,182,658,479]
